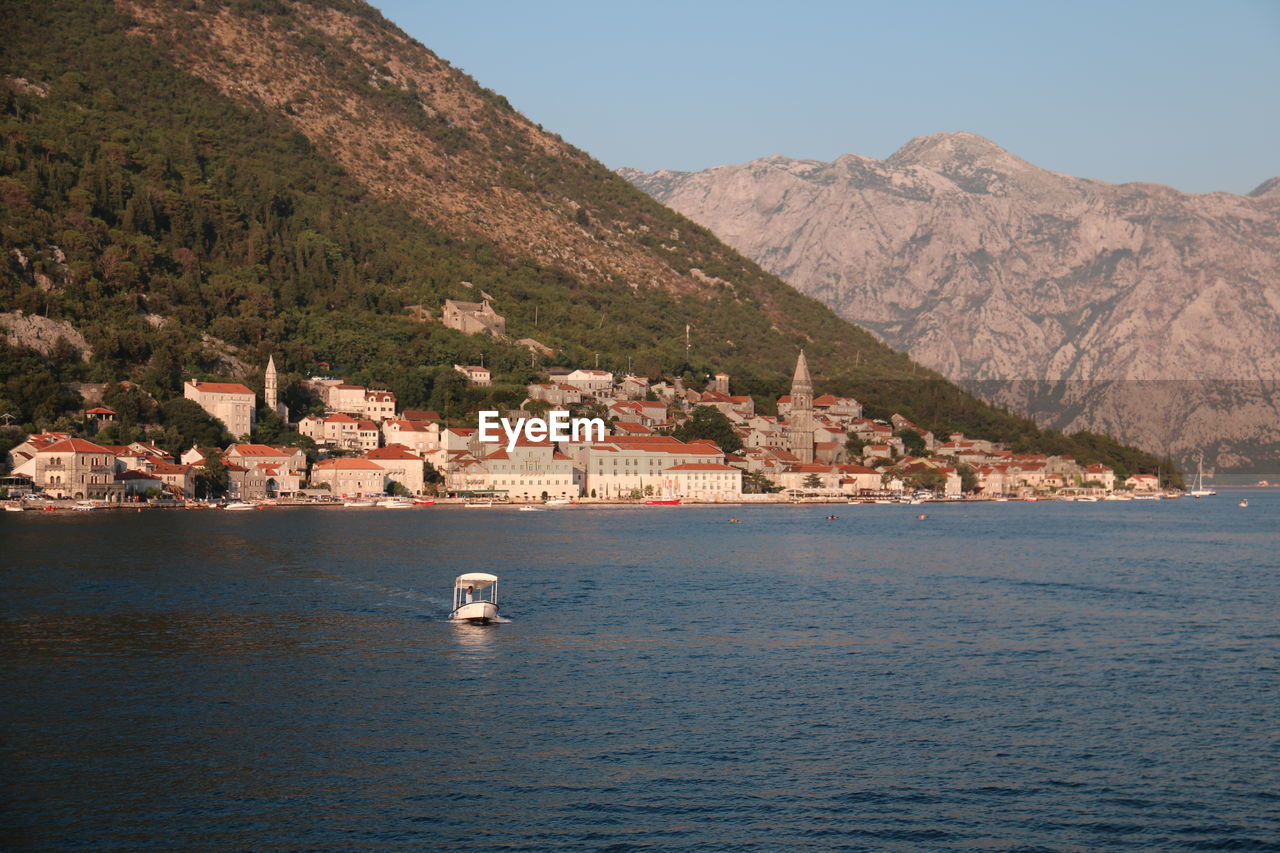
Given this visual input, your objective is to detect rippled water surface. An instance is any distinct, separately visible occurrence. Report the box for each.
[3,495,1278,850]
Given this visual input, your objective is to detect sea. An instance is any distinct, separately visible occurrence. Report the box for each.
[2,493,1277,851]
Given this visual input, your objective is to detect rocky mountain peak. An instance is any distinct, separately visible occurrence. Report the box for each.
[885,131,1029,173]
[622,136,1280,471]
[1247,176,1280,198]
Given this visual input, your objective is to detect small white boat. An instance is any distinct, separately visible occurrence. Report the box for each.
[544,498,572,506]
[72,501,102,511]
[224,501,259,511]
[379,498,414,508]
[1076,496,1099,502]
[1239,498,1249,508]
[343,499,376,507]
[464,500,495,508]
[518,505,543,512]
[449,572,500,624]
[4,503,25,512]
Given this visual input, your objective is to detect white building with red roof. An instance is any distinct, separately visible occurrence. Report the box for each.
[1083,463,1116,490]
[664,462,742,501]
[836,464,884,494]
[310,458,387,496]
[618,375,650,399]
[863,443,893,462]
[148,460,195,497]
[365,445,428,494]
[696,390,755,421]
[570,435,728,500]
[1125,473,1160,491]
[116,469,164,498]
[454,365,492,386]
[327,383,367,414]
[381,419,441,455]
[299,412,376,451]
[184,380,256,439]
[7,433,71,473]
[777,464,843,494]
[224,443,307,474]
[26,437,122,501]
[362,390,397,421]
[812,394,862,420]
[562,369,614,400]
[459,440,579,500]
[527,382,584,407]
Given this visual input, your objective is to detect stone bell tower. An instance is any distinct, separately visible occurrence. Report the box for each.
[787,350,815,464]
[265,355,287,420]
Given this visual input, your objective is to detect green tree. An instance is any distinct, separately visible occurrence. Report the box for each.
[194,452,230,499]
[160,398,231,455]
[895,428,927,457]
[906,468,946,492]
[276,431,319,464]
[803,473,823,489]
[956,462,978,493]
[428,367,470,421]
[101,383,160,426]
[523,398,553,418]
[671,405,742,453]
[743,470,779,494]
[253,406,286,444]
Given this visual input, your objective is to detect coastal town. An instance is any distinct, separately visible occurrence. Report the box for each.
[3,337,1177,511]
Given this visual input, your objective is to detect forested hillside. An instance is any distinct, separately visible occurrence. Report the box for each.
[0,0,1178,480]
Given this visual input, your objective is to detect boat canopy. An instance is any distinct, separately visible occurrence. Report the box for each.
[454,572,498,589]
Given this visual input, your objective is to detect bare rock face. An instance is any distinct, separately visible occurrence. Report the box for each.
[0,311,92,361]
[622,133,1280,472]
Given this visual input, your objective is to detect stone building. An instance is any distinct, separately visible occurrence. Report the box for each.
[184,380,256,440]
[442,299,505,337]
[31,437,123,501]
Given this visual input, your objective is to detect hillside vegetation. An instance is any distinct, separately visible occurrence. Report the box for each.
[0,0,1178,482]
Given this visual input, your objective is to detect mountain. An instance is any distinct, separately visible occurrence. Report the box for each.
[0,2,1172,478]
[622,133,1280,473]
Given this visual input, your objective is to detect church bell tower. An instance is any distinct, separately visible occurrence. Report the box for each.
[788,350,815,464]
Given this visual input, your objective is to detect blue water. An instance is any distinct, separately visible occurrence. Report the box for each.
[2,494,1278,850]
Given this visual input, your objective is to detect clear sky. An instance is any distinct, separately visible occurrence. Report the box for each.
[370,1,1278,195]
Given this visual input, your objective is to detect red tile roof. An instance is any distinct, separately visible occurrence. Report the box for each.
[188,381,254,395]
[365,446,420,460]
[116,470,161,481]
[315,459,384,470]
[227,443,291,457]
[41,437,113,454]
[386,419,436,431]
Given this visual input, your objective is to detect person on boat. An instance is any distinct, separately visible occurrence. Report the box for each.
[465,585,474,604]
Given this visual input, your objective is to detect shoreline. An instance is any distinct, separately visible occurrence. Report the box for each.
[3,489,1266,514]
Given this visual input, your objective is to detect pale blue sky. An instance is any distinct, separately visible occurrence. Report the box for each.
[370,1,1278,195]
